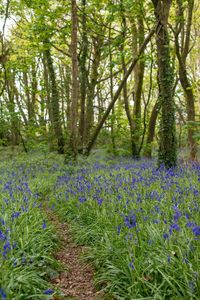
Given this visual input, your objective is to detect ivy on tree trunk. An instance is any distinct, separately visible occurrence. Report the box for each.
[152,0,177,168]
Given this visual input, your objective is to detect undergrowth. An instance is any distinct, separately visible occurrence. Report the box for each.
[49,156,200,300]
[0,150,199,299]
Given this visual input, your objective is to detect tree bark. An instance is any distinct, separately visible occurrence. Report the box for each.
[120,0,138,157]
[152,0,177,168]
[78,0,88,149]
[132,10,145,157]
[84,35,103,145]
[109,23,116,152]
[144,100,161,158]
[44,43,64,154]
[175,0,197,160]
[67,0,79,160]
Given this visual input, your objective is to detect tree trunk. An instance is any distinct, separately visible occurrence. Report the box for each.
[175,0,197,160]
[132,10,145,157]
[109,24,116,152]
[23,71,32,123]
[63,67,71,134]
[120,0,138,157]
[44,43,64,154]
[30,60,37,123]
[78,0,88,149]
[67,0,79,160]
[5,70,19,145]
[152,0,177,168]
[42,55,53,148]
[144,100,161,158]
[85,35,103,145]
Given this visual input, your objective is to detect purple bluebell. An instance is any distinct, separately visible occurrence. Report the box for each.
[116,225,121,235]
[97,198,103,206]
[0,288,6,300]
[186,222,195,228]
[163,233,169,239]
[78,196,86,203]
[124,214,137,229]
[173,210,182,222]
[43,289,54,295]
[3,241,11,258]
[129,258,135,270]
[182,258,189,264]
[11,212,20,219]
[0,231,6,241]
[192,226,200,236]
[42,221,47,230]
[169,223,180,235]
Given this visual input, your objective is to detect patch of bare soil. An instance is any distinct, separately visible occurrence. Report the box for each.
[47,212,105,300]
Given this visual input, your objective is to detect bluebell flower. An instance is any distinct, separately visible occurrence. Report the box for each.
[182,258,189,264]
[124,214,136,229]
[12,242,17,249]
[169,223,180,235]
[188,281,196,293]
[11,212,20,219]
[163,233,169,239]
[97,198,103,206]
[13,260,17,267]
[185,213,190,220]
[78,196,86,203]
[0,218,5,226]
[22,256,26,264]
[43,289,54,295]
[129,258,135,270]
[0,288,6,300]
[173,210,182,222]
[193,189,199,196]
[116,225,121,235]
[42,221,46,230]
[192,226,200,236]
[0,231,6,241]
[186,222,195,228]
[3,241,11,258]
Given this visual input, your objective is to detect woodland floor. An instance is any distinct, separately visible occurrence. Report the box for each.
[47,211,109,300]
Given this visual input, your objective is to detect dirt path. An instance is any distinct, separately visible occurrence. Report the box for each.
[47,212,104,300]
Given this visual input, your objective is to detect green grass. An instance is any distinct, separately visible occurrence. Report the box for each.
[0,152,61,299]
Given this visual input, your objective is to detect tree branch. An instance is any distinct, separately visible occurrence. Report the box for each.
[85,25,156,155]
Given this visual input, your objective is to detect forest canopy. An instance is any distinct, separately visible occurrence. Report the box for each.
[0,0,200,166]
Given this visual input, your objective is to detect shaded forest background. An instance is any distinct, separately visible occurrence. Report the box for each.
[0,0,200,166]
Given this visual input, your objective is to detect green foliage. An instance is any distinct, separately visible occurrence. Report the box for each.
[183,121,200,142]
[0,154,61,299]
[23,124,48,152]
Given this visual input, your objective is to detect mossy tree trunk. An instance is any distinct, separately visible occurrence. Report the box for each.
[144,100,161,158]
[84,35,103,146]
[67,0,79,160]
[44,42,64,154]
[120,0,138,158]
[132,5,145,158]
[152,0,177,168]
[175,0,197,160]
[78,0,88,150]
